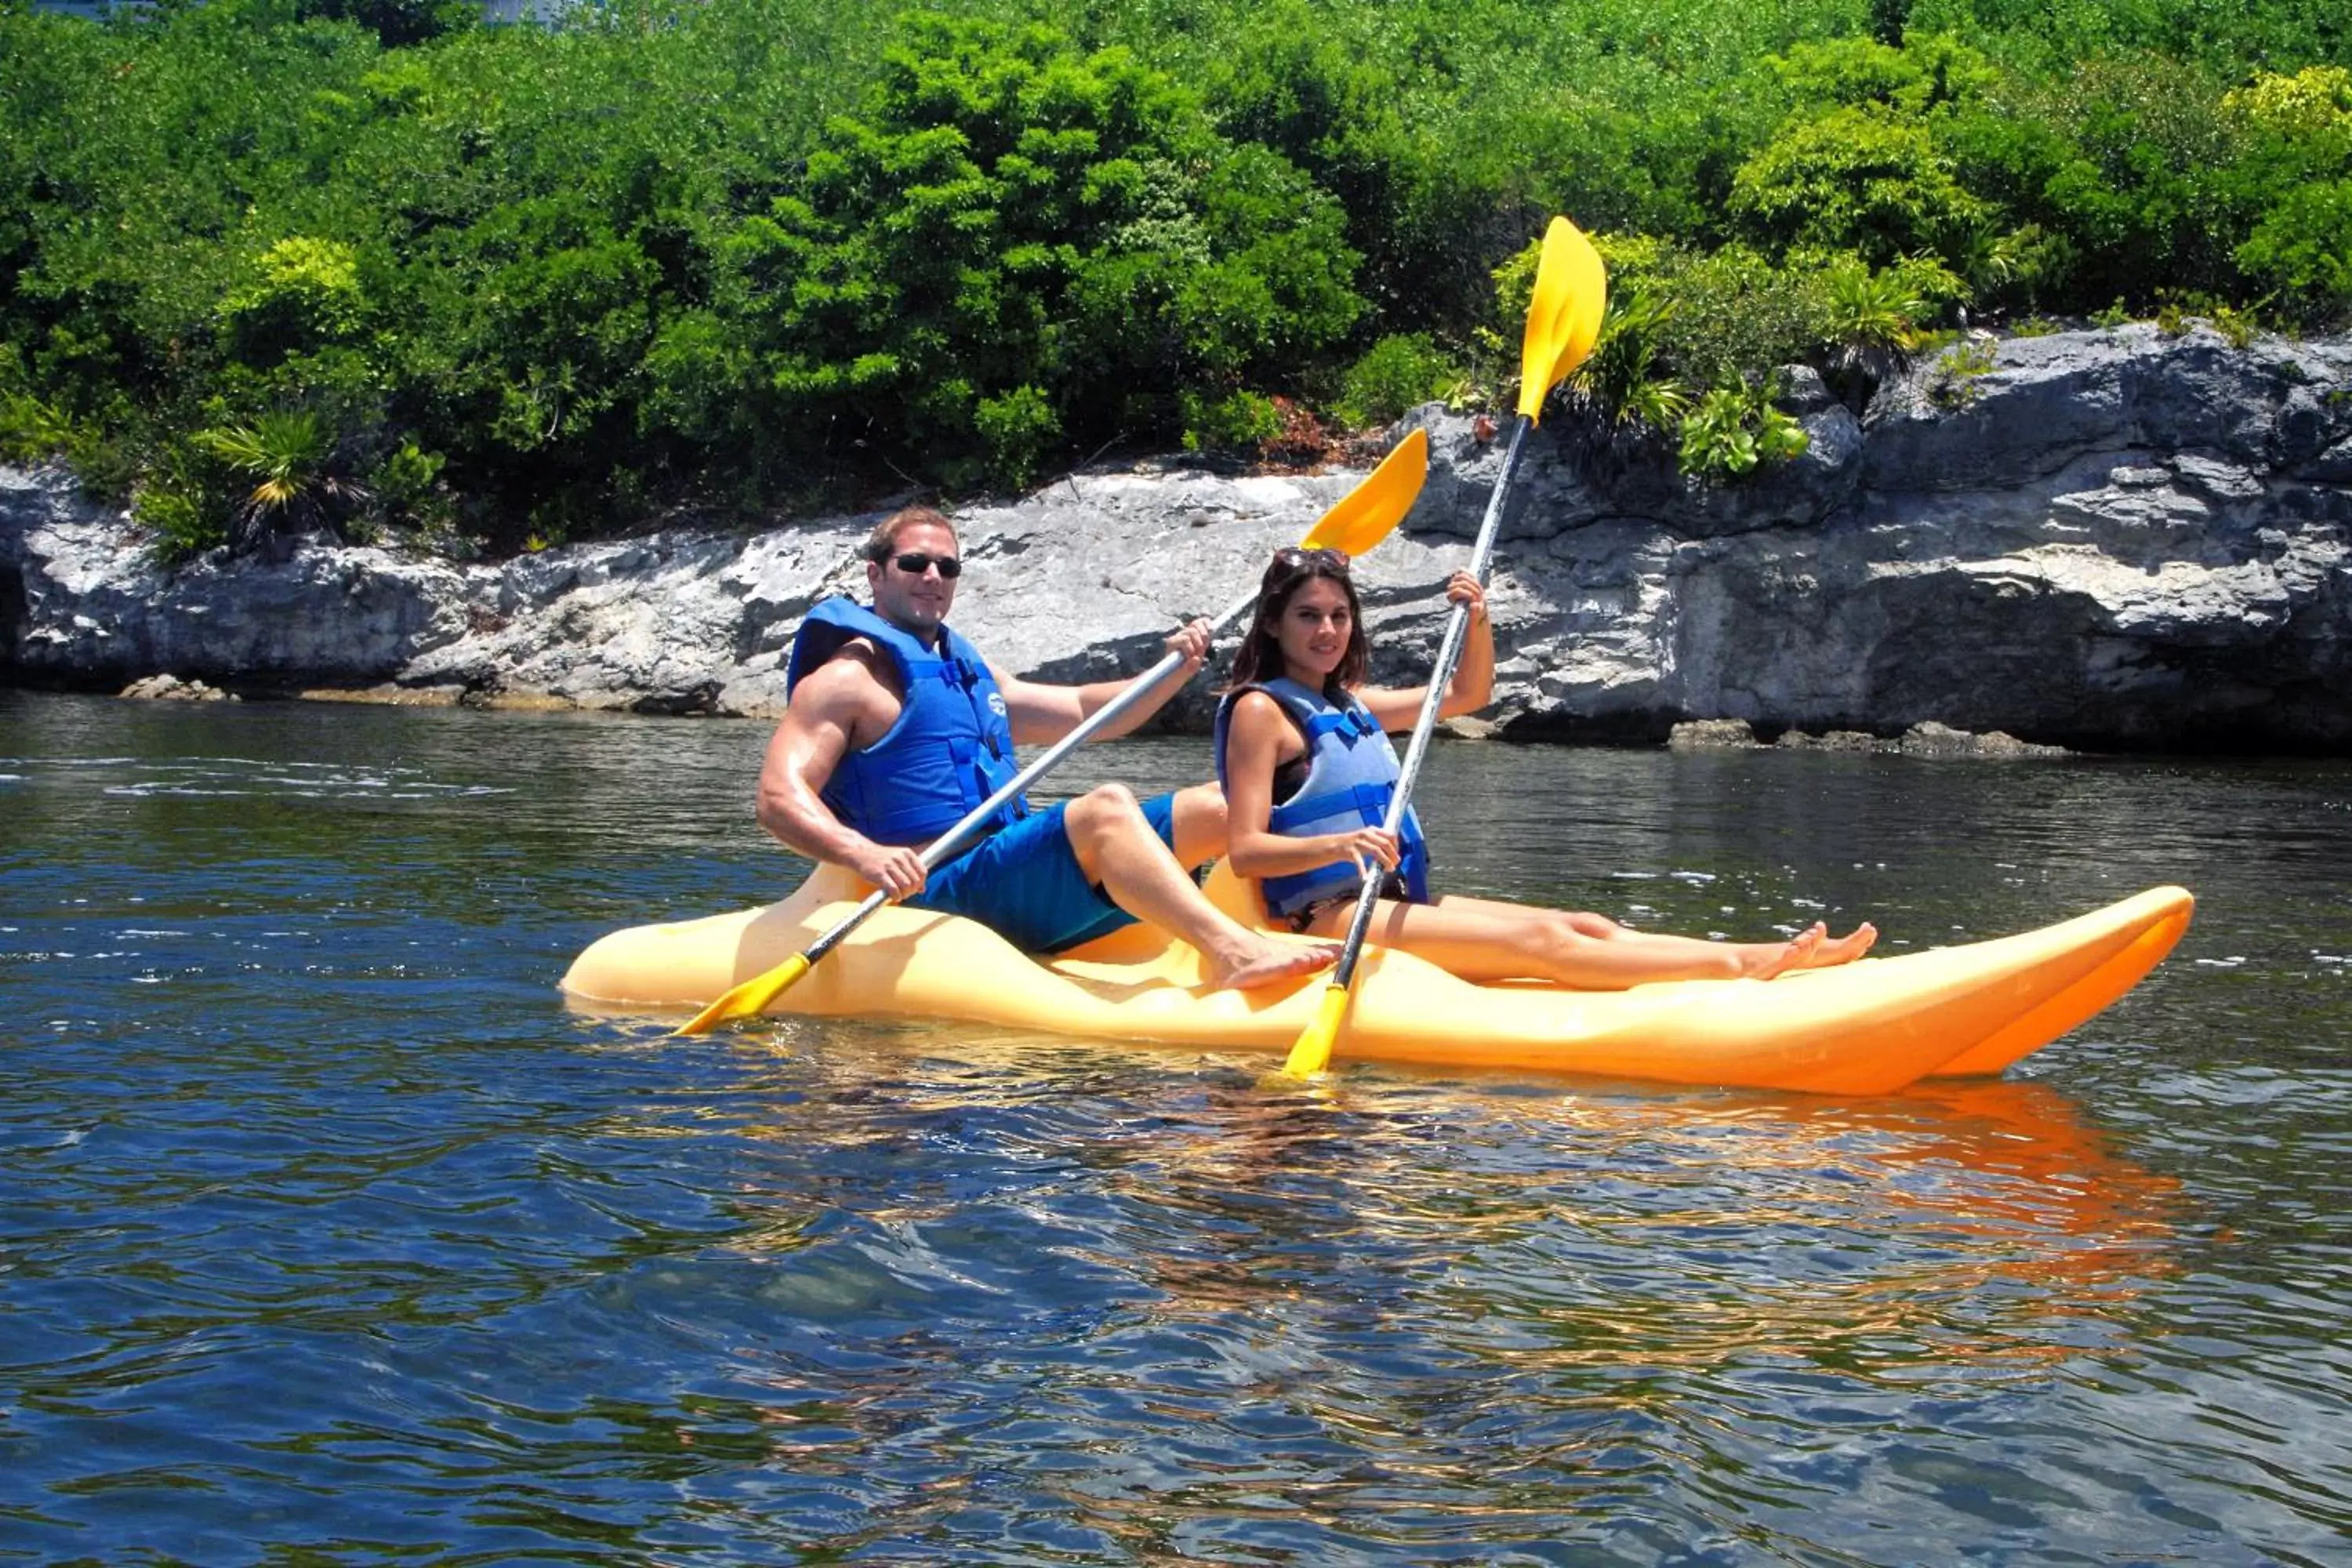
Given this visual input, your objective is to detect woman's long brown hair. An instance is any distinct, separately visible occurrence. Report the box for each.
[1225,548,1368,695]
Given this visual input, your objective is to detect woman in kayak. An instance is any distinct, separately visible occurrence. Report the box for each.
[1214,546,1876,986]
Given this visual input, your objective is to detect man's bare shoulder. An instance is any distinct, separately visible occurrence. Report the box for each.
[791,637,901,720]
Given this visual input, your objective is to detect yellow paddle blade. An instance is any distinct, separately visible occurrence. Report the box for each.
[1301,427,1428,557]
[675,951,811,1036]
[1515,216,1609,424]
[1281,982,1353,1077]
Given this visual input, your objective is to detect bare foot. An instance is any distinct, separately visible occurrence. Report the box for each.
[1798,923,1877,969]
[1739,924,1823,980]
[1205,938,1339,991]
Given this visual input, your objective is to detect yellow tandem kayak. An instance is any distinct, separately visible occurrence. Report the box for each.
[561,865,2193,1094]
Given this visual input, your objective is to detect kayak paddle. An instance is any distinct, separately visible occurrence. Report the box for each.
[1280,216,1606,1078]
[674,428,1432,1036]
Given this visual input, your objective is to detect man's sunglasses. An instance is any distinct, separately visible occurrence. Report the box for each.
[1275,546,1349,570]
[887,550,962,579]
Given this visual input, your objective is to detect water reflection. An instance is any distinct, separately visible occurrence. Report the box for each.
[696,1035,2181,1382]
[560,1040,2202,1560]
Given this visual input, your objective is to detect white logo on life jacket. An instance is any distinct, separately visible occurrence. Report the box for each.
[988,692,1008,717]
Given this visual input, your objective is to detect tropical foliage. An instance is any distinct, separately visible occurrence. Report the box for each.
[2,0,2348,551]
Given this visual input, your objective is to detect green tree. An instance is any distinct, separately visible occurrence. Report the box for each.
[718,15,1360,489]
[1730,106,1990,266]
[2224,67,2352,325]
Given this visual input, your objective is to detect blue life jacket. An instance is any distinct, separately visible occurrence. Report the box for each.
[786,597,1027,848]
[1213,677,1432,918]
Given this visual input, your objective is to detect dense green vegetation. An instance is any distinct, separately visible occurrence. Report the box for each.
[2,0,2347,555]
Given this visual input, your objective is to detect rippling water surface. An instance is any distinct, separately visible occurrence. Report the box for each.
[2,690,2347,1565]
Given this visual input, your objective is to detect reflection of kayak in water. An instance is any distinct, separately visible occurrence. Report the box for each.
[561,866,2192,1094]
[1376,1077,2185,1365]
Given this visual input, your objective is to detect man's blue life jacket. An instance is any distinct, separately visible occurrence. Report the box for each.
[1212,677,1431,918]
[786,597,1027,848]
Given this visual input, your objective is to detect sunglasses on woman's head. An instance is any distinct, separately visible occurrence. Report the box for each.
[1274,546,1349,569]
[889,550,962,579]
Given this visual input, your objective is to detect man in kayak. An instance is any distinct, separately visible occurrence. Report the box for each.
[1214,545,1877,984]
[758,506,1338,991]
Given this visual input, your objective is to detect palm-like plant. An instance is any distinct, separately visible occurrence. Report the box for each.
[1815,259,1924,405]
[1559,287,1690,470]
[193,410,367,554]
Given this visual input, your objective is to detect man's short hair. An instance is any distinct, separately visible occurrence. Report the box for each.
[860,506,957,564]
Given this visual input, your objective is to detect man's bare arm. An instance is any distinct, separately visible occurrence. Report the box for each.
[995,618,1213,745]
[755,648,928,898]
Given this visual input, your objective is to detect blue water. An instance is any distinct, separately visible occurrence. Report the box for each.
[2,690,2347,1565]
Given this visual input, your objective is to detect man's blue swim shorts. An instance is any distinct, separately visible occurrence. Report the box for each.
[905,791,1178,953]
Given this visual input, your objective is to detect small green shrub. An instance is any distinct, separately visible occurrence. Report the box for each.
[1563,286,1689,438]
[1926,339,1999,408]
[131,437,234,561]
[0,390,74,465]
[974,385,1061,492]
[2212,303,2264,347]
[1677,379,1809,481]
[1180,390,1281,453]
[1334,334,1459,429]
[1813,253,1925,399]
[220,238,370,366]
[1730,106,1991,270]
[2150,292,2268,347]
[134,479,230,561]
[365,441,456,535]
[2232,182,2352,328]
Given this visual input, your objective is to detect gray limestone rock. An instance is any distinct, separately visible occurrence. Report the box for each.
[4,325,2350,751]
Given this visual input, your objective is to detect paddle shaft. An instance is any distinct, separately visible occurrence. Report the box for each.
[790,580,1264,971]
[1327,416,1528,990]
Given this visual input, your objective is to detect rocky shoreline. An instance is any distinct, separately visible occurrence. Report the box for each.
[5,323,2349,752]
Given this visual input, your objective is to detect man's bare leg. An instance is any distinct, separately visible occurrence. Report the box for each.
[1065,785,1333,989]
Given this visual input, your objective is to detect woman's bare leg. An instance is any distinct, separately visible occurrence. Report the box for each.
[1167,782,1228,869]
[1301,892,1873,989]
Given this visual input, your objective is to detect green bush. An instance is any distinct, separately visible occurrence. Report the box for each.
[2223,67,2352,326]
[1731,106,1990,267]
[0,387,72,464]
[220,237,369,365]
[974,383,1060,491]
[193,408,368,543]
[134,477,231,562]
[1678,379,1810,481]
[1925,337,1998,408]
[1180,389,1281,453]
[1812,252,1926,400]
[1562,287,1690,441]
[1332,334,1458,429]
[720,15,1360,489]
[4,0,2349,554]
[2016,51,2250,312]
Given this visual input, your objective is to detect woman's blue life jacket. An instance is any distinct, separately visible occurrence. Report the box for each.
[1212,677,1432,919]
[786,597,1029,849]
